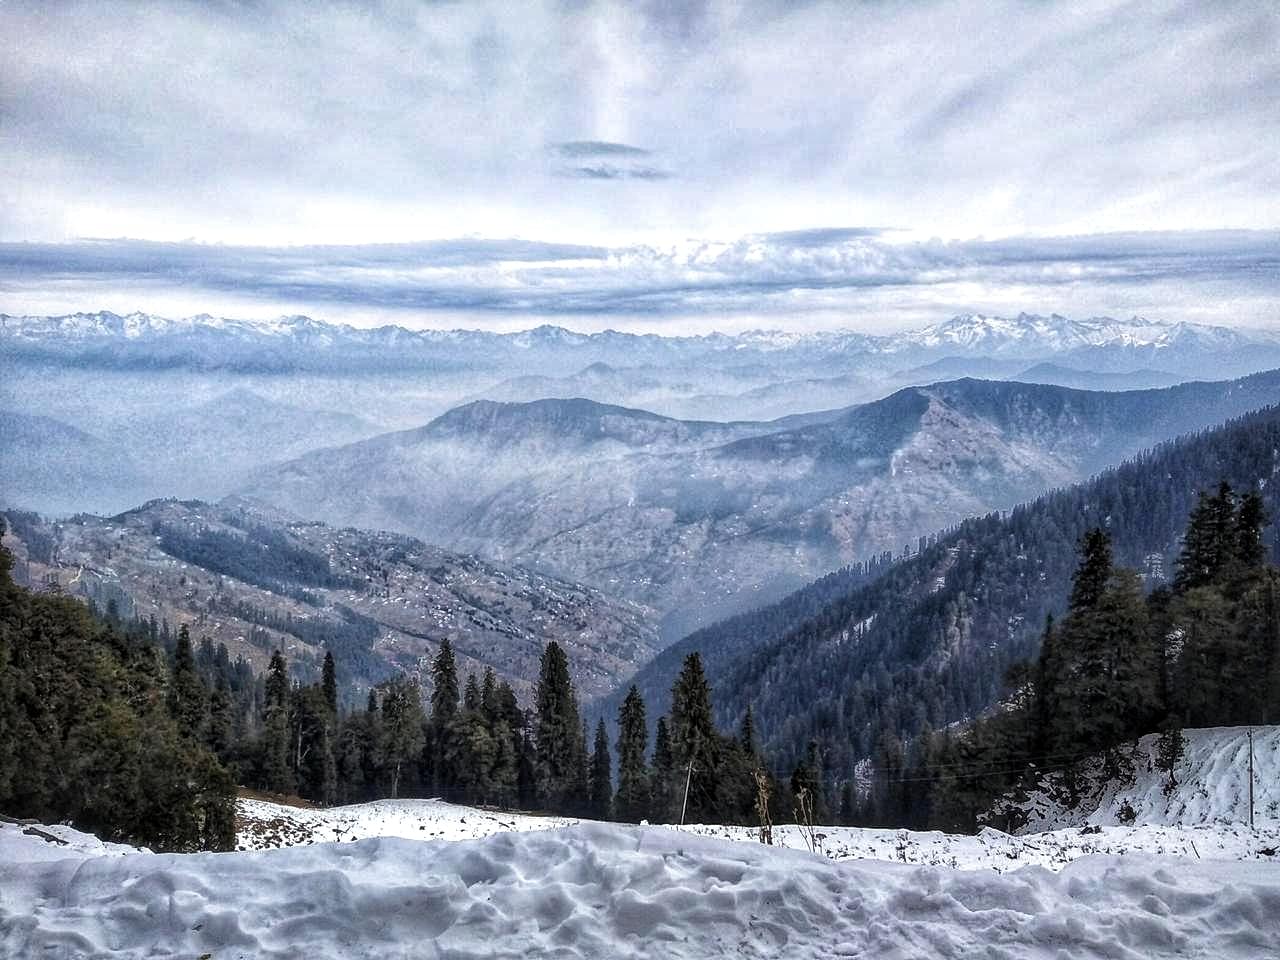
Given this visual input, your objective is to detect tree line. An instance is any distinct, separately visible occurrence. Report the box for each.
[0,525,236,852]
[1,509,838,847]
[855,482,1280,831]
[234,634,822,827]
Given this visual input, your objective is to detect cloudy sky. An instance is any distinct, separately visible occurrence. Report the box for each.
[2,0,1278,331]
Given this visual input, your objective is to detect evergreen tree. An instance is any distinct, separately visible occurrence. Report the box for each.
[740,705,757,758]
[669,653,720,822]
[1069,528,1113,611]
[261,650,294,795]
[206,681,236,765]
[650,716,675,822]
[589,719,612,820]
[463,673,481,712]
[1174,485,1236,594]
[321,651,338,715]
[168,624,207,739]
[534,641,583,812]
[379,676,426,799]
[614,685,651,823]
[430,640,460,725]
[429,640,460,796]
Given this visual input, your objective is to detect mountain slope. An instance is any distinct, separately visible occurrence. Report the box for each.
[676,403,1280,772]
[1001,726,1280,833]
[1,499,659,701]
[0,411,152,515]
[112,388,380,497]
[245,371,1280,638]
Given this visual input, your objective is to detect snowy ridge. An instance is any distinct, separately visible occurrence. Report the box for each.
[1002,725,1280,834]
[4,819,1279,958]
[2,309,1261,357]
[234,795,1280,873]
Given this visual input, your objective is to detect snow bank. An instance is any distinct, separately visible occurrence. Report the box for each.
[236,796,579,850]
[0,820,143,864]
[5,821,1280,959]
[1011,725,1280,833]
[237,795,1280,873]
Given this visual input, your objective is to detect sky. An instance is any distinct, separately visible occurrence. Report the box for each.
[2,0,1278,332]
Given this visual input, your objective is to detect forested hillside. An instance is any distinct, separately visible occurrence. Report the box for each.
[694,405,1280,776]
[2,499,658,703]
[0,526,236,851]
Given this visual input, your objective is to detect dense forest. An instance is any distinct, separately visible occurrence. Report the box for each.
[704,405,1280,778]
[878,483,1280,831]
[0,528,236,851]
[0,521,807,839]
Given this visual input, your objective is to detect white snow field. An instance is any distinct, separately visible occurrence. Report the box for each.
[1010,725,1280,832]
[3,725,1279,957]
[236,795,1280,872]
[5,819,1280,959]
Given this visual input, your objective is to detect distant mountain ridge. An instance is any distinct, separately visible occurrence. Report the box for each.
[242,370,1280,639]
[625,401,1280,773]
[6,310,1275,374]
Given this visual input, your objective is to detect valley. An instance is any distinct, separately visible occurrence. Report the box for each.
[1,498,658,702]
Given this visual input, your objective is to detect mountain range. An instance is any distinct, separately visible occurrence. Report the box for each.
[6,310,1277,379]
[605,402,1280,770]
[241,369,1280,638]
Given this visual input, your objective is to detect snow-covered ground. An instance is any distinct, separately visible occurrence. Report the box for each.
[236,795,1280,873]
[4,726,1279,957]
[5,819,1280,958]
[1009,725,1280,832]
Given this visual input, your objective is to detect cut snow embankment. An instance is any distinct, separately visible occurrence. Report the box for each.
[1008,725,1280,834]
[5,820,1280,959]
[236,792,1280,873]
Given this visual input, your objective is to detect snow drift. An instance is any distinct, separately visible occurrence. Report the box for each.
[5,820,1280,959]
[1005,725,1280,833]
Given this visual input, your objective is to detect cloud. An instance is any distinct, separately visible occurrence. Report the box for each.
[2,230,1277,332]
[0,1,1276,245]
[552,142,652,158]
[549,141,672,180]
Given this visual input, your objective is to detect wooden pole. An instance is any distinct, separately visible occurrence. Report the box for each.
[680,759,694,826]
[1248,728,1255,830]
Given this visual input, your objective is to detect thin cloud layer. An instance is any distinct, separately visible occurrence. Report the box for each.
[1,0,1277,245]
[3,231,1277,332]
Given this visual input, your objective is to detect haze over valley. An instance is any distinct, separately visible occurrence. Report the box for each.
[4,3,1279,956]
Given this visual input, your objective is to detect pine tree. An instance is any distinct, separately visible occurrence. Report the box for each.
[669,653,720,822]
[1069,529,1113,611]
[480,667,498,721]
[740,705,757,758]
[169,624,207,739]
[431,640,459,725]
[589,719,612,820]
[534,641,582,812]
[429,640,460,795]
[206,681,236,764]
[379,676,425,799]
[464,673,482,712]
[261,650,294,795]
[1175,485,1236,594]
[614,685,651,823]
[322,651,338,715]
[650,716,675,822]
